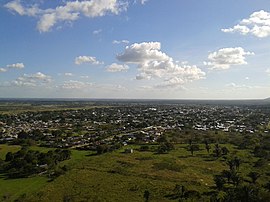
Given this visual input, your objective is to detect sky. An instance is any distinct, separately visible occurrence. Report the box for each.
[0,0,270,99]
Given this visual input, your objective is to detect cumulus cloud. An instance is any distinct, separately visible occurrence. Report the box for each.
[61,80,93,89]
[154,77,185,89]
[222,10,270,38]
[0,68,7,73]
[266,68,270,75]
[117,42,205,88]
[7,63,25,69]
[106,63,129,72]
[75,56,103,65]
[12,72,52,87]
[5,0,128,32]
[204,47,254,70]
[112,39,129,44]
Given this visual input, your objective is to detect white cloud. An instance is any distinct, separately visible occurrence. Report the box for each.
[61,80,93,89]
[93,29,102,35]
[225,83,252,89]
[12,72,52,87]
[266,68,270,75]
[64,72,74,76]
[222,10,270,38]
[133,0,148,5]
[204,47,254,70]
[75,56,103,65]
[154,77,185,89]
[117,42,170,63]
[106,63,129,72]
[4,0,40,16]
[97,84,127,91]
[80,75,89,79]
[117,42,205,88]
[7,62,25,69]
[0,68,7,73]
[112,39,129,44]
[5,0,128,32]
[140,0,148,4]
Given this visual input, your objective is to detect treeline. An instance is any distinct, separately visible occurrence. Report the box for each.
[0,147,71,178]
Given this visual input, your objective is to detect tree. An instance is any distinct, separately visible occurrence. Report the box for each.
[188,144,200,156]
[5,152,13,162]
[205,144,211,154]
[221,146,229,155]
[248,171,260,184]
[222,170,232,183]
[213,144,222,157]
[143,190,150,202]
[231,171,241,187]
[214,175,226,190]
[157,135,167,144]
[264,182,270,192]
[173,184,186,199]
[96,144,109,154]
[18,131,29,139]
[234,157,241,170]
[235,185,259,202]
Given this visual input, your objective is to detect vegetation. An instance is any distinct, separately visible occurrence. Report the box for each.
[0,101,270,201]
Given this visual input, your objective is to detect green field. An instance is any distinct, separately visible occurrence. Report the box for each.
[0,143,268,201]
[0,145,90,201]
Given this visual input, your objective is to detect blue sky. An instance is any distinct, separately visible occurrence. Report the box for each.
[0,0,270,99]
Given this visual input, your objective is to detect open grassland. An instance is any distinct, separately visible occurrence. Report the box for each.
[18,143,267,202]
[0,143,268,201]
[0,102,108,114]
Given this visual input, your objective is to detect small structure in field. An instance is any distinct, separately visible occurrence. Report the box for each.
[124,148,134,153]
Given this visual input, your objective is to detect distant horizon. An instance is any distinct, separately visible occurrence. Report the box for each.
[0,97,268,101]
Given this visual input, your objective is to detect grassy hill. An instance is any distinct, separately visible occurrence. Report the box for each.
[1,143,269,201]
[0,144,261,202]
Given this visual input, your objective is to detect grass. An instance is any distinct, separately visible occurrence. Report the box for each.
[0,145,89,201]
[24,143,260,202]
[0,143,268,201]
[0,145,53,159]
[0,103,109,114]
[0,176,48,202]
[0,145,21,159]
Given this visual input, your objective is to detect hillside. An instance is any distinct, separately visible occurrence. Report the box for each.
[18,144,270,202]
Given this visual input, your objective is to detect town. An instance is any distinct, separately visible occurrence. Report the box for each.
[0,101,269,150]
